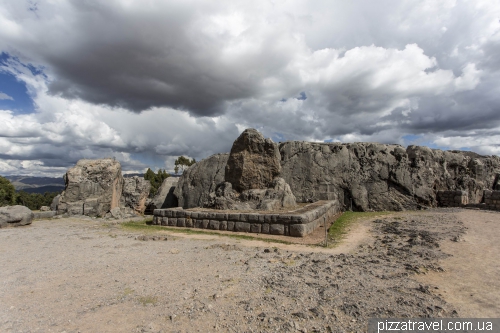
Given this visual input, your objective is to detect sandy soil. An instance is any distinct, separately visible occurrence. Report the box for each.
[0,208,498,332]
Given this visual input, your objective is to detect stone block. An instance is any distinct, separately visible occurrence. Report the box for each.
[263,214,273,223]
[261,223,270,234]
[165,210,174,218]
[161,217,168,226]
[227,221,235,231]
[194,219,203,228]
[185,218,194,228]
[209,220,220,230]
[168,218,177,226]
[239,214,249,222]
[235,222,251,232]
[250,223,261,233]
[248,214,259,223]
[219,221,227,231]
[270,224,284,235]
[190,212,199,219]
[215,213,227,220]
[290,224,306,237]
[177,218,186,227]
[227,213,240,221]
[202,219,210,229]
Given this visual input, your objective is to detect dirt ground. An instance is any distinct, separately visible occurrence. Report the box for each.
[0,208,498,332]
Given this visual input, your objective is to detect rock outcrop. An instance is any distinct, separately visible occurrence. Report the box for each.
[279,142,500,211]
[0,205,34,228]
[201,129,296,211]
[121,176,151,214]
[57,159,151,217]
[174,129,500,211]
[173,153,228,209]
[149,177,178,210]
[57,158,123,216]
[225,128,282,191]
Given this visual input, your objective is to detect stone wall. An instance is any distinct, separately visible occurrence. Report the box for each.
[437,190,469,207]
[152,200,341,237]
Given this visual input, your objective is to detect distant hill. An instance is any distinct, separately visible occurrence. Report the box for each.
[20,185,65,194]
[5,175,65,192]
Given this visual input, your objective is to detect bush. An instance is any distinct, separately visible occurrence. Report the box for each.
[144,168,170,197]
[0,176,17,206]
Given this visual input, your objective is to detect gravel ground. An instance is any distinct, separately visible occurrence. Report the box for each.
[0,208,497,333]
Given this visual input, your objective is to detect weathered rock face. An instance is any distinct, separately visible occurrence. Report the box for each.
[121,176,151,214]
[57,158,124,217]
[174,136,500,211]
[0,205,34,228]
[150,177,179,210]
[225,128,281,192]
[173,153,228,209]
[279,141,500,211]
[50,194,61,211]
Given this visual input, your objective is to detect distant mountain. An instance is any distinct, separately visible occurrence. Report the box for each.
[21,185,65,194]
[5,175,65,192]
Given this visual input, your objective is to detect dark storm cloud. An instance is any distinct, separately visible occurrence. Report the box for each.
[0,0,499,176]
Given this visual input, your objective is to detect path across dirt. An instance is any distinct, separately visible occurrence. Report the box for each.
[0,208,498,332]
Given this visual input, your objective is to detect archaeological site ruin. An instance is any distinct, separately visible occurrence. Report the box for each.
[47,128,500,237]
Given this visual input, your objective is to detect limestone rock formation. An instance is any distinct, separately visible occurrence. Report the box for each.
[174,153,228,209]
[279,141,500,211]
[121,176,151,214]
[57,158,124,216]
[0,205,34,228]
[149,177,178,210]
[200,129,296,211]
[174,130,500,212]
[225,128,281,192]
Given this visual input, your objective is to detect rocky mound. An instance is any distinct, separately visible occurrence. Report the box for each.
[174,129,500,211]
[57,159,150,217]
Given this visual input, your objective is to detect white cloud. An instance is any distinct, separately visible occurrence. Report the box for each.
[0,91,13,100]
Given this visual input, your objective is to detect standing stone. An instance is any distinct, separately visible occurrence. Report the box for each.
[150,177,179,209]
[50,194,61,211]
[0,205,34,228]
[174,153,228,209]
[225,128,281,192]
[57,158,124,217]
[121,176,151,214]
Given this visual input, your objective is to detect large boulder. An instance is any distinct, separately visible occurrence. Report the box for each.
[57,158,124,217]
[0,205,34,228]
[121,176,151,214]
[174,153,228,208]
[225,128,281,192]
[149,177,178,210]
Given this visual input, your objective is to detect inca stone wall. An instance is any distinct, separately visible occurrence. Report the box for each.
[436,190,469,207]
[152,200,340,237]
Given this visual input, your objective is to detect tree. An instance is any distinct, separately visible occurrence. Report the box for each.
[0,176,17,206]
[144,168,170,197]
[174,156,196,174]
[16,191,60,210]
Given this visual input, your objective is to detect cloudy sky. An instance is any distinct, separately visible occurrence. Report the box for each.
[0,0,499,176]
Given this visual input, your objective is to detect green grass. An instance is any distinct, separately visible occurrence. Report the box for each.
[328,211,391,244]
[137,295,158,306]
[121,219,292,245]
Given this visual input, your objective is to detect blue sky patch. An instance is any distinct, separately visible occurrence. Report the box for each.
[0,53,36,114]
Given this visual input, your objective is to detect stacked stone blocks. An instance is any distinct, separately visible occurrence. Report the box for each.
[152,200,340,237]
[436,190,469,207]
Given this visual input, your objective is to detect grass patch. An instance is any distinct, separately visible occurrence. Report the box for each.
[121,220,292,245]
[328,211,391,245]
[137,295,158,306]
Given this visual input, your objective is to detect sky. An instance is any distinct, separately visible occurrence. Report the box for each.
[0,0,499,177]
